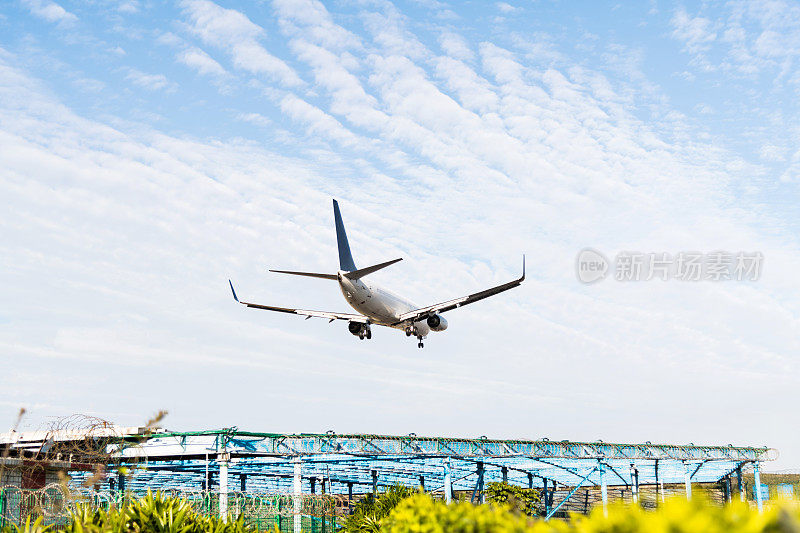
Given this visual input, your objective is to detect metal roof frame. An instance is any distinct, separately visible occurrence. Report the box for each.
[78,429,776,496]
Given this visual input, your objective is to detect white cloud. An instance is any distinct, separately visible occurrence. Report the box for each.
[237,112,271,127]
[3,2,800,466]
[21,0,77,25]
[759,144,786,162]
[671,7,716,54]
[117,1,139,14]
[438,31,474,61]
[177,47,226,77]
[279,94,361,146]
[179,0,303,87]
[496,2,518,14]
[124,68,177,92]
[673,1,800,76]
[273,0,361,50]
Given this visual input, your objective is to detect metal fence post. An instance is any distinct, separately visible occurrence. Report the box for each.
[219,452,229,522]
[599,463,608,517]
[754,461,763,512]
[444,459,452,504]
[293,458,302,533]
[737,465,744,502]
[684,461,692,500]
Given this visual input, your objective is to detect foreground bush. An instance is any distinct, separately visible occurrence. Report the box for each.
[484,482,541,516]
[343,484,418,533]
[383,493,800,533]
[1,491,256,533]
[383,494,532,533]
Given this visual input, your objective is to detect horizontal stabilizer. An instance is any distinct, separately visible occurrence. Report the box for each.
[344,258,403,280]
[269,269,338,280]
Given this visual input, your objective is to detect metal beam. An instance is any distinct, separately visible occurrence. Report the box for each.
[120,430,774,462]
[545,467,598,521]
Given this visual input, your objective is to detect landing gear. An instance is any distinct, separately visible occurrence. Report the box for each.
[349,322,372,340]
[405,327,413,337]
[417,335,424,349]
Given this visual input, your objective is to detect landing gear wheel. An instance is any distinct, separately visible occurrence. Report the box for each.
[417,342,424,348]
[405,328,412,337]
[366,329,372,340]
[359,333,365,340]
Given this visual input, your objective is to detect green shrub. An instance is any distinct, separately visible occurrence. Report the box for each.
[383,493,533,533]
[342,485,418,533]
[485,482,541,516]
[1,516,52,533]
[65,491,255,533]
[383,492,800,533]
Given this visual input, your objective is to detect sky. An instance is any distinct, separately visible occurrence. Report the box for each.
[1,0,799,469]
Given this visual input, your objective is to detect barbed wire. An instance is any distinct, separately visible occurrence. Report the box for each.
[0,484,344,527]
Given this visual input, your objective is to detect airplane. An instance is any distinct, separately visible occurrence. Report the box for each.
[228,199,524,348]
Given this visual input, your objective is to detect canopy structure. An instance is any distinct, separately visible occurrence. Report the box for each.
[97,430,775,500]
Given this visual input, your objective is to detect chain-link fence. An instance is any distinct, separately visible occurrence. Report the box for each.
[0,485,341,532]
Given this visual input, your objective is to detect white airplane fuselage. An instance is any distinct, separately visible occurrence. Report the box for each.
[337,272,431,336]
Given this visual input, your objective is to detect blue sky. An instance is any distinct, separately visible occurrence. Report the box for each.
[1,0,799,469]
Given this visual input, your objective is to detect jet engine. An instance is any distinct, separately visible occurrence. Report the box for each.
[348,322,371,339]
[426,314,448,332]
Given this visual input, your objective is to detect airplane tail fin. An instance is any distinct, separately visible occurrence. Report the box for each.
[344,258,403,280]
[333,199,357,271]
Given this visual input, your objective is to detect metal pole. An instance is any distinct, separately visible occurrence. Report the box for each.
[527,473,533,489]
[477,462,485,504]
[293,458,302,533]
[444,459,453,504]
[371,470,378,495]
[240,474,246,493]
[684,462,692,500]
[725,476,732,503]
[204,453,209,491]
[347,483,353,513]
[543,479,549,515]
[502,466,508,484]
[754,461,763,512]
[419,476,425,491]
[631,465,639,504]
[321,477,326,533]
[311,477,316,494]
[219,453,229,522]
[737,465,744,502]
[599,463,608,517]
[654,460,659,507]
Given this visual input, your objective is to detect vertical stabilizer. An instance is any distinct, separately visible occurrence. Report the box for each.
[333,199,357,271]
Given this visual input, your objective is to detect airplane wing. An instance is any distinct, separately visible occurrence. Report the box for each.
[392,256,525,325]
[228,280,369,323]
